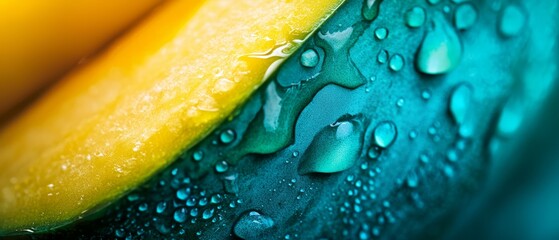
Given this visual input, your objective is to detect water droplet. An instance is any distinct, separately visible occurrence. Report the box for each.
[233,211,275,239]
[421,90,432,100]
[496,97,524,137]
[202,208,215,220]
[377,49,389,64]
[115,229,125,238]
[215,161,229,173]
[373,121,398,148]
[417,155,428,165]
[388,54,404,71]
[454,3,477,30]
[396,98,405,108]
[138,203,148,212]
[374,27,389,40]
[156,202,167,214]
[298,114,364,174]
[447,149,459,162]
[300,49,319,68]
[406,171,419,188]
[127,193,139,202]
[174,208,187,223]
[499,4,526,37]
[292,151,299,157]
[404,7,426,28]
[186,197,196,207]
[449,83,473,125]
[198,197,208,207]
[176,188,189,200]
[416,13,463,75]
[219,129,236,144]
[210,194,223,204]
[362,0,384,21]
[367,146,382,159]
[190,208,199,217]
[409,130,418,139]
[427,0,441,5]
[192,150,204,161]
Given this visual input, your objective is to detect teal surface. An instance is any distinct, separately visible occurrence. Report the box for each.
[42,0,559,239]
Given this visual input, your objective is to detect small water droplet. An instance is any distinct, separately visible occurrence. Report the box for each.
[454,3,478,30]
[233,211,275,239]
[377,49,389,64]
[210,194,223,204]
[406,171,419,188]
[174,208,187,223]
[202,208,215,220]
[219,129,236,144]
[416,13,463,75]
[156,202,167,214]
[405,7,426,28]
[190,208,199,217]
[192,150,204,161]
[374,27,389,40]
[367,146,382,159]
[300,49,319,68]
[115,229,125,238]
[127,193,139,202]
[447,149,459,162]
[388,54,404,71]
[198,197,208,207]
[215,161,229,173]
[373,121,398,148]
[449,83,473,125]
[138,203,148,212]
[427,0,441,5]
[176,188,189,200]
[409,130,418,139]
[421,90,432,100]
[396,98,405,108]
[499,4,526,37]
[496,97,524,137]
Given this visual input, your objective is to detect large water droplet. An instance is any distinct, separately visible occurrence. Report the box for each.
[233,211,275,239]
[362,0,384,21]
[373,121,398,148]
[298,114,364,175]
[389,54,404,72]
[499,4,526,37]
[454,3,478,30]
[416,13,463,75]
[300,49,319,68]
[404,7,426,28]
